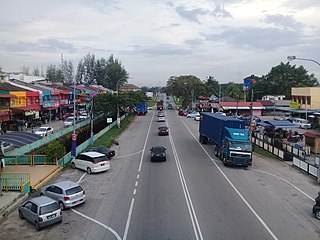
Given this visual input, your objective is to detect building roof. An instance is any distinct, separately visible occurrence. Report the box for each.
[120,83,141,89]
[220,101,264,110]
[0,82,27,91]
[257,100,274,106]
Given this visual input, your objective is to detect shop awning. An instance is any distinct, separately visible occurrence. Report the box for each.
[257,120,298,128]
[0,94,16,98]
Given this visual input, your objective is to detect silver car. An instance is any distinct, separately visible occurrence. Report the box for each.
[18,196,62,231]
[40,180,86,210]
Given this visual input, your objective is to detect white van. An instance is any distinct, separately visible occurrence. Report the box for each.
[292,118,311,129]
[71,151,110,174]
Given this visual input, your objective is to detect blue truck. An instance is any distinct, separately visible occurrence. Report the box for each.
[199,112,252,167]
[136,102,148,115]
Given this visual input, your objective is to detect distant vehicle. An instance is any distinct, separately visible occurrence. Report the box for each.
[167,103,173,109]
[194,115,201,121]
[136,102,148,115]
[158,125,169,136]
[150,146,167,162]
[199,113,252,167]
[71,151,110,174]
[64,116,76,127]
[35,127,54,137]
[40,180,86,210]
[158,116,165,122]
[147,106,153,110]
[18,196,62,231]
[157,100,164,110]
[292,118,311,129]
[187,112,200,118]
[79,112,90,120]
[157,111,164,117]
[88,146,115,159]
[178,109,187,116]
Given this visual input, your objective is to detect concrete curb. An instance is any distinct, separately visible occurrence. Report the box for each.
[32,166,62,192]
[0,193,28,223]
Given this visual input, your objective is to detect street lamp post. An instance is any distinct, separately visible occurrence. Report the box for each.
[287,56,320,66]
[116,80,121,128]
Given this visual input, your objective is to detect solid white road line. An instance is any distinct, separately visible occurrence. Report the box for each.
[168,123,204,240]
[77,172,87,183]
[72,209,122,240]
[182,120,279,240]
[123,198,135,240]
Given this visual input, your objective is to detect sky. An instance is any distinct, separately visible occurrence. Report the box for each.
[0,0,319,87]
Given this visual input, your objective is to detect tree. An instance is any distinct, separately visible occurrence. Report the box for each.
[225,82,242,100]
[75,53,96,84]
[104,55,129,90]
[32,67,40,76]
[254,62,319,99]
[20,65,30,75]
[46,65,63,83]
[204,76,219,97]
[62,60,74,84]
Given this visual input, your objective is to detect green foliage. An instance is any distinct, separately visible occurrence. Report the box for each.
[254,62,319,99]
[46,65,63,83]
[104,55,129,90]
[31,140,66,160]
[225,82,243,100]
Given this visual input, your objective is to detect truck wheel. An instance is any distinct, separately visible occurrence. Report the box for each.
[214,146,219,157]
[199,135,203,143]
[222,156,227,166]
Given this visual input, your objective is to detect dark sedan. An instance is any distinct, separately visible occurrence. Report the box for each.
[158,126,169,136]
[89,146,115,159]
[150,146,167,162]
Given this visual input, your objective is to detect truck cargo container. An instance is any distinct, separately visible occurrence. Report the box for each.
[136,102,148,115]
[199,112,252,167]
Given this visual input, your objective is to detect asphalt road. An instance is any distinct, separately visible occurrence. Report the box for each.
[0,102,320,239]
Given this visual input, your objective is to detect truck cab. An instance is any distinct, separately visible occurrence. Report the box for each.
[220,128,252,166]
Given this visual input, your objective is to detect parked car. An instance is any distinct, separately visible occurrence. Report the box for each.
[35,127,54,137]
[71,151,110,174]
[178,109,187,116]
[18,196,62,231]
[150,146,167,162]
[313,191,320,220]
[292,118,311,129]
[60,112,72,121]
[79,112,90,120]
[158,125,169,136]
[64,116,76,127]
[158,116,165,122]
[88,146,115,159]
[194,115,201,121]
[187,111,200,118]
[40,180,86,210]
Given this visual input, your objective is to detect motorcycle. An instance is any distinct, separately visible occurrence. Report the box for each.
[313,191,320,220]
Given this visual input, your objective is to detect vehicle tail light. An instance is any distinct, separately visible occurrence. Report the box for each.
[38,217,43,222]
[64,196,70,201]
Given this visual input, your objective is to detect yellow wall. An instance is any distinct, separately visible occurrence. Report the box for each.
[10,91,26,107]
[292,87,320,109]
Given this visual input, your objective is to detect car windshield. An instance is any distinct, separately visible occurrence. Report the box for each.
[152,148,165,154]
[37,128,47,132]
[66,186,83,195]
[40,202,59,215]
[66,118,74,122]
[229,141,252,151]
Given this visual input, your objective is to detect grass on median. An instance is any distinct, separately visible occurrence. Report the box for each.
[89,114,135,149]
[254,145,275,158]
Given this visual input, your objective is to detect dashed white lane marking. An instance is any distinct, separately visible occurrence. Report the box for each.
[135,181,138,187]
[133,189,137,195]
[72,209,122,240]
[182,120,279,240]
[123,110,155,240]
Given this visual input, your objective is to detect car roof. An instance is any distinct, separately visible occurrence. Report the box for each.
[79,151,106,157]
[29,196,57,205]
[50,180,80,189]
[151,146,166,150]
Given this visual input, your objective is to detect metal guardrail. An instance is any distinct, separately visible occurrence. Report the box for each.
[252,132,320,181]
[0,172,30,193]
[4,155,56,166]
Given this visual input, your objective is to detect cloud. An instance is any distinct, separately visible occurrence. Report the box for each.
[131,44,192,56]
[263,14,304,30]
[1,38,75,53]
[203,26,303,51]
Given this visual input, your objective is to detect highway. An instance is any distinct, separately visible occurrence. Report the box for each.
[0,100,320,240]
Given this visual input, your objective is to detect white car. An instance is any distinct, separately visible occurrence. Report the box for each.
[187,112,200,118]
[35,127,54,137]
[292,118,312,129]
[71,151,110,174]
[158,116,165,122]
[194,115,200,121]
[79,113,90,120]
[64,116,76,127]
